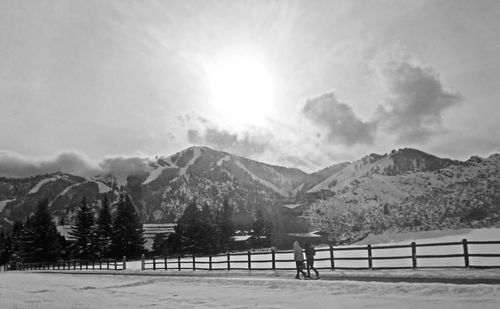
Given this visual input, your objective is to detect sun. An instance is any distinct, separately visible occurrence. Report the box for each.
[205,53,275,127]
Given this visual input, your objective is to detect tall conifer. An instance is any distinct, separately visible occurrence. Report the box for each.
[110,194,144,259]
[96,195,113,257]
[70,197,97,259]
[21,199,60,262]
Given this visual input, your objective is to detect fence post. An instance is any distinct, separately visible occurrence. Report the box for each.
[153,256,156,270]
[164,257,167,270]
[330,245,335,269]
[74,260,76,270]
[272,249,276,270]
[114,259,117,270]
[177,256,181,271]
[192,255,196,271]
[106,260,109,270]
[99,259,102,270]
[367,244,373,269]
[209,256,212,271]
[411,242,417,269]
[123,256,127,270]
[463,239,470,268]
[227,251,231,271]
[248,251,251,270]
[141,254,145,271]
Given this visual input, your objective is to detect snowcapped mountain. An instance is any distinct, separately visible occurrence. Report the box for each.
[306,149,500,237]
[0,146,315,229]
[308,148,461,195]
[127,146,313,223]
[0,146,498,234]
[0,172,118,229]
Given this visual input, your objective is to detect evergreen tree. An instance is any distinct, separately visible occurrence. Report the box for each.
[0,233,12,265]
[176,200,205,255]
[9,221,23,262]
[252,209,271,247]
[110,194,144,259]
[70,197,98,259]
[96,195,113,257]
[200,203,218,255]
[216,198,234,251]
[252,209,265,238]
[20,199,60,262]
[0,230,6,264]
[152,233,168,256]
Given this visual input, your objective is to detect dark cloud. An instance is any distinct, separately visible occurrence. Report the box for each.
[0,151,98,178]
[302,93,376,145]
[187,127,273,156]
[377,62,462,142]
[97,156,151,184]
[0,150,151,184]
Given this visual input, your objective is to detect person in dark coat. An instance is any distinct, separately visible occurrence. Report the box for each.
[293,241,307,279]
[304,243,319,279]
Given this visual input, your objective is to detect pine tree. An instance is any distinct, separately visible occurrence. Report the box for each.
[200,203,218,255]
[152,233,168,256]
[96,195,113,257]
[175,200,204,255]
[0,233,12,265]
[217,198,234,251]
[20,199,61,262]
[70,197,98,259]
[0,230,5,265]
[9,221,23,262]
[110,194,144,259]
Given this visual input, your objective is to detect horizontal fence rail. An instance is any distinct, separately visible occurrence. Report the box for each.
[142,238,500,272]
[7,257,127,271]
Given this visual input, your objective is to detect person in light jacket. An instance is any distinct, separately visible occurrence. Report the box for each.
[293,241,307,279]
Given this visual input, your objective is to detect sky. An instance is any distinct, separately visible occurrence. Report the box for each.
[1,0,499,177]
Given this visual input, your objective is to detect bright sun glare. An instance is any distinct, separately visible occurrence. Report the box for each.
[206,53,275,127]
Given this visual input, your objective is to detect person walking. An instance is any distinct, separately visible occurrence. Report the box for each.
[293,241,307,279]
[304,243,319,279]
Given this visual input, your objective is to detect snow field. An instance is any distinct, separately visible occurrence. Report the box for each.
[1,272,500,309]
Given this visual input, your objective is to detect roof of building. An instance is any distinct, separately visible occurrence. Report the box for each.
[232,235,253,242]
[282,203,304,210]
[285,231,322,238]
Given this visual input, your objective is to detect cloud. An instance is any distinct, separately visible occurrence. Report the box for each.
[0,150,98,178]
[187,127,274,157]
[0,150,152,183]
[376,62,462,142]
[302,93,377,145]
[97,156,152,184]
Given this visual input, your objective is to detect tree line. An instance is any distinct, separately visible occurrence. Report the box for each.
[153,199,271,256]
[0,195,272,265]
[0,194,144,265]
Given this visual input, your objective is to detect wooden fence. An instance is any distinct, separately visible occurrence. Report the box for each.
[9,257,127,271]
[142,239,500,271]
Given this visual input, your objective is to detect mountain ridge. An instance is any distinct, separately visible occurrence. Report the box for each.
[0,146,498,237]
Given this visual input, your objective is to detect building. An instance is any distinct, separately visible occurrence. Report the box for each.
[56,223,176,252]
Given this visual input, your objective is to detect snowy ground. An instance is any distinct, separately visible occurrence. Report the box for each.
[128,228,500,271]
[1,271,500,309]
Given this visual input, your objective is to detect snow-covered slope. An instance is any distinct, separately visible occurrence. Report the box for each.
[306,152,500,241]
[308,148,460,194]
[28,176,61,194]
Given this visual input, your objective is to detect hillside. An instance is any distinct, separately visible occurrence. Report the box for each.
[1,147,499,239]
[0,147,317,229]
[306,151,500,241]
